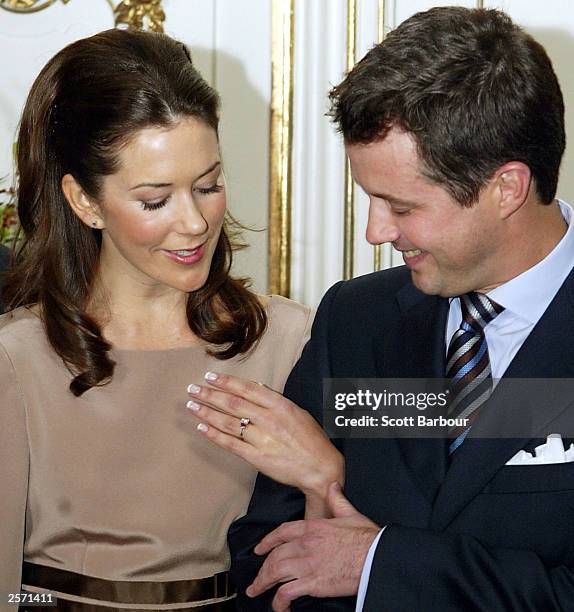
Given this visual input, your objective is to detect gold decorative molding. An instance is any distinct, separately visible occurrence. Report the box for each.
[115,0,165,32]
[377,0,386,48]
[0,0,165,32]
[343,0,357,280]
[269,0,294,297]
[374,0,386,272]
[0,0,69,11]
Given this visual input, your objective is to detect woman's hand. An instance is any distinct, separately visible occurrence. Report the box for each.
[186,371,344,506]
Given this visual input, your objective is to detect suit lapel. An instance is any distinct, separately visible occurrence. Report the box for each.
[431,268,574,530]
[373,284,450,505]
[373,282,448,379]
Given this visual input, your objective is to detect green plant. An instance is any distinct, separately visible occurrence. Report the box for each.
[0,185,18,246]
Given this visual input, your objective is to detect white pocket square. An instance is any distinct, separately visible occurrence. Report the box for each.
[505,434,574,465]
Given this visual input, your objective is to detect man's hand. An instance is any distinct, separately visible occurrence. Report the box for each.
[247,482,380,611]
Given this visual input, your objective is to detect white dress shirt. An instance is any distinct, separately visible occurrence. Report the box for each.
[356,199,574,611]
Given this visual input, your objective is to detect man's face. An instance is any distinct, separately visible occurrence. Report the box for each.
[346,127,504,297]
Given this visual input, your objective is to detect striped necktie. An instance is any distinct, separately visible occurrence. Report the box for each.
[446,292,505,454]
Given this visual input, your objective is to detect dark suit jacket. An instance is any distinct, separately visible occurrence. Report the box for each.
[229,266,574,611]
[0,243,10,314]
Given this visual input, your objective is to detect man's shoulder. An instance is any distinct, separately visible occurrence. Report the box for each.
[325,266,414,311]
[310,267,421,343]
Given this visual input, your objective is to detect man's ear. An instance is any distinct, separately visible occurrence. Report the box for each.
[492,162,532,220]
[61,174,104,229]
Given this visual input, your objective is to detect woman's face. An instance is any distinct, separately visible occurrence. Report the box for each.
[95,118,226,295]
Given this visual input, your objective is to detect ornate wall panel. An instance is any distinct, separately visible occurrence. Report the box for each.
[0,0,165,30]
[290,0,347,305]
[3,1,574,303]
[290,0,393,305]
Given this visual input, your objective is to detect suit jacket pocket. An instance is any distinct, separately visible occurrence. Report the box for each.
[484,462,574,493]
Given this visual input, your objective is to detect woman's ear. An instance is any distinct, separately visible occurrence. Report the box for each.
[61,174,104,229]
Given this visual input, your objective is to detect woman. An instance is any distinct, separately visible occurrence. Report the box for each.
[0,30,342,611]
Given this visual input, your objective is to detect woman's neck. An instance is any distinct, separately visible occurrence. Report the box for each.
[87,279,200,351]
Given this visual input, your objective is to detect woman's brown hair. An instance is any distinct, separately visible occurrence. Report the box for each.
[4,29,267,396]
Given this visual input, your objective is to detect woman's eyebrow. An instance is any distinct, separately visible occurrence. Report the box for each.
[129,161,221,191]
[192,161,221,185]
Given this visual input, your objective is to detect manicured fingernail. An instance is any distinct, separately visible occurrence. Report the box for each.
[187,400,200,411]
[197,423,208,432]
[187,383,201,394]
[205,371,219,382]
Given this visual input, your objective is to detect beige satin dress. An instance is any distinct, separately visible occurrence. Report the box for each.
[0,296,312,611]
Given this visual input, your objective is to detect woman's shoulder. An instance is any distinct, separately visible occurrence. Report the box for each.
[265,294,313,329]
[257,294,314,353]
[0,306,44,354]
[265,294,312,314]
[236,295,313,378]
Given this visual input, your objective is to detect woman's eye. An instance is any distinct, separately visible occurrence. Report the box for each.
[196,184,224,196]
[141,197,169,211]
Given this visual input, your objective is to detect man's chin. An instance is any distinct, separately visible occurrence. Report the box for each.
[410,270,467,298]
[410,270,441,296]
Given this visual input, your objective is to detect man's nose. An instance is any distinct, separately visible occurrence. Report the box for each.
[366,200,400,245]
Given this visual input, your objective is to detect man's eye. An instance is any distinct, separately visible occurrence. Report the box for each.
[141,197,169,211]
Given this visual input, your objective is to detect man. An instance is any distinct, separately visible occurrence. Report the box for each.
[0,243,10,313]
[229,6,574,611]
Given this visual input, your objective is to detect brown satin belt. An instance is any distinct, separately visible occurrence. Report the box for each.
[21,562,236,609]
[19,600,236,612]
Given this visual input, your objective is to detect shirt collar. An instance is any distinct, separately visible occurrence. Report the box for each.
[487,199,574,324]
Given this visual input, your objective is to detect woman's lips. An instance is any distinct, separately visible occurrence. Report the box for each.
[162,242,207,265]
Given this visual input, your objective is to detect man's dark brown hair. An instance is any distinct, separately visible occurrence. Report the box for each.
[329,6,565,206]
